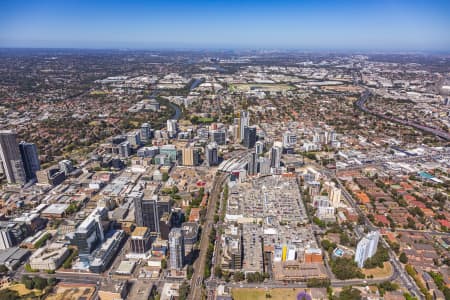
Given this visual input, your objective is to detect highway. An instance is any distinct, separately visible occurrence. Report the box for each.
[188,172,228,300]
[355,90,450,141]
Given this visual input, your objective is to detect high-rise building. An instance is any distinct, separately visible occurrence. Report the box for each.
[282,131,297,148]
[255,141,264,155]
[206,142,219,166]
[127,131,141,147]
[140,123,152,143]
[258,157,271,175]
[355,231,380,268]
[210,129,226,145]
[18,141,40,181]
[329,187,341,208]
[269,145,282,169]
[134,194,171,233]
[169,228,184,270]
[119,141,131,158]
[0,130,26,184]
[233,118,240,142]
[181,147,199,166]
[130,227,152,256]
[239,110,249,142]
[243,126,257,149]
[247,152,258,176]
[72,207,107,260]
[167,119,178,138]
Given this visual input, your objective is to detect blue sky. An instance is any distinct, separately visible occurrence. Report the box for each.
[0,0,449,51]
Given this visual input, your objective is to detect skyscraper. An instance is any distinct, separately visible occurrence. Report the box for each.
[210,129,226,145]
[243,126,257,149]
[134,193,170,233]
[140,123,152,143]
[269,145,282,169]
[239,110,249,142]
[247,152,258,176]
[19,141,40,182]
[169,228,184,270]
[0,130,26,184]
[206,142,219,166]
[182,147,199,166]
[167,119,178,138]
[355,231,380,268]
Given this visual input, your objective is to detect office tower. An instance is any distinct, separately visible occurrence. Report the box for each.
[137,146,160,158]
[134,194,170,233]
[169,228,184,270]
[206,142,219,166]
[181,147,199,166]
[239,111,249,142]
[167,119,178,138]
[127,130,141,147]
[329,187,341,208]
[0,230,13,250]
[355,231,380,268]
[269,145,282,168]
[18,141,40,181]
[211,129,226,145]
[72,207,107,259]
[255,141,264,155]
[119,141,131,158]
[140,123,152,143]
[58,159,73,176]
[247,152,258,176]
[258,157,271,175]
[243,126,257,149]
[0,130,26,184]
[130,227,152,256]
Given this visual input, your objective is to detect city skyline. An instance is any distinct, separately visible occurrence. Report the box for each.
[1,0,450,51]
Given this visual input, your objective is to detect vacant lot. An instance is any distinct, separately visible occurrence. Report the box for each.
[362,261,393,278]
[232,288,311,300]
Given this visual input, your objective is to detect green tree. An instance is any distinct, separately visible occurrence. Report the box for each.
[399,252,408,264]
[337,286,362,300]
[161,258,167,269]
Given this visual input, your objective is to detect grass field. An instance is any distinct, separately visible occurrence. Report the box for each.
[232,288,312,300]
[231,83,295,92]
[7,284,43,297]
[362,261,393,278]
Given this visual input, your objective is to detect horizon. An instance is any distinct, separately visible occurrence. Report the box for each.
[1,0,450,51]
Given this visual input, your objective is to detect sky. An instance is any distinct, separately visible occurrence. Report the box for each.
[0,0,450,51]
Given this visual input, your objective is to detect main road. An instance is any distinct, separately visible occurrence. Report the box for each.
[188,171,229,300]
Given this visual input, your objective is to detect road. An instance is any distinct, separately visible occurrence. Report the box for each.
[188,172,228,300]
[355,90,450,141]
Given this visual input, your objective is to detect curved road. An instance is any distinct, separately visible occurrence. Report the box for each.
[355,91,450,141]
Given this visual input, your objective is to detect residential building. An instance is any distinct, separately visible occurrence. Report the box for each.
[355,231,380,268]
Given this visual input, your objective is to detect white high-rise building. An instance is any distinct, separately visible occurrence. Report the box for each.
[255,141,264,155]
[355,231,380,268]
[239,111,249,142]
[167,119,178,138]
[330,187,341,208]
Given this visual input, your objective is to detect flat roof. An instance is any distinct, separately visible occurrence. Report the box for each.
[132,226,149,237]
[42,203,69,215]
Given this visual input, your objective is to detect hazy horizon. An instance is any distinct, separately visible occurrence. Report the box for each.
[1,0,450,51]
